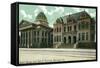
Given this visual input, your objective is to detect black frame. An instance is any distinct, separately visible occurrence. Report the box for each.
[11,2,98,66]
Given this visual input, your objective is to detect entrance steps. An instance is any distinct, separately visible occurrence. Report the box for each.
[56,43,74,48]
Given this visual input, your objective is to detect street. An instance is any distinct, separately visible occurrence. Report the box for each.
[19,48,96,64]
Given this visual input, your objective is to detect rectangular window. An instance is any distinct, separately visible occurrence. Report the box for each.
[91,24,95,30]
[54,28,55,32]
[37,31,39,36]
[69,26,72,31]
[37,38,39,42]
[57,36,58,42]
[86,32,88,40]
[67,27,69,32]
[74,25,76,31]
[59,27,61,32]
[78,24,80,30]
[54,36,56,42]
[34,31,36,36]
[34,38,36,42]
[82,23,84,29]
[45,32,47,36]
[85,23,88,29]
[79,33,81,41]
[82,33,85,40]
[57,27,58,32]
[64,27,66,32]
[59,36,61,42]
[91,34,94,41]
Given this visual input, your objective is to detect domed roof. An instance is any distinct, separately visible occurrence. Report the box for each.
[35,12,48,22]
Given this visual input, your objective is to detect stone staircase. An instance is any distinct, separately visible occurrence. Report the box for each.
[57,43,74,48]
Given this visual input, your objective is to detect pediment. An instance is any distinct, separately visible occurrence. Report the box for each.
[19,20,32,28]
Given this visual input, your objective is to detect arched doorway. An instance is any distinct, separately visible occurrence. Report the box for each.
[68,36,71,44]
[64,37,66,44]
[73,36,76,43]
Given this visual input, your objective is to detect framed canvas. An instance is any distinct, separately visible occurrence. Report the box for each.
[11,2,97,66]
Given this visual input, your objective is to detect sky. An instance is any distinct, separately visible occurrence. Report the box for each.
[19,4,96,27]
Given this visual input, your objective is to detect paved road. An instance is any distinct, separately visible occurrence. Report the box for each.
[19,48,96,64]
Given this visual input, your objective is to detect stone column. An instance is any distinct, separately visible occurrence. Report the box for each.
[27,31,29,48]
[66,36,68,44]
[24,32,26,47]
[19,32,22,47]
[21,32,23,47]
[39,30,42,48]
[23,32,24,47]
[26,31,27,48]
[71,36,73,44]
[80,33,82,42]
[31,30,33,47]
[29,30,31,48]
[46,31,48,47]
[36,31,37,47]
[30,30,32,47]
[25,31,27,48]
[32,30,34,47]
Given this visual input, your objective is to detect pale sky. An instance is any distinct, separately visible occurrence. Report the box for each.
[19,4,96,27]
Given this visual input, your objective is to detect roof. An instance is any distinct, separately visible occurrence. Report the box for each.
[19,20,52,31]
[55,11,91,24]
[35,12,48,22]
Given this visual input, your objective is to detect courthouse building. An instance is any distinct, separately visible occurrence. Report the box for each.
[53,11,96,48]
[19,11,96,48]
[19,12,53,48]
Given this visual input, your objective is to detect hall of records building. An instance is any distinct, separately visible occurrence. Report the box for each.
[19,11,96,48]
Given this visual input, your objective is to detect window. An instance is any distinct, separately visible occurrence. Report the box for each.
[86,32,88,40]
[81,23,84,29]
[82,33,85,40]
[64,27,66,32]
[59,27,61,32]
[57,36,58,42]
[74,25,76,31]
[78,23,80,30]
[54,36,56,42]
[37,38,39,42]
[34,38,36,42]
[37,31,39,36]
[91,24,95,30]
[68,26,71,32]
[45,38,46,42]
[55,28,57,32]
[56,27,58,32]
[34,31,36,36]
[91,33,94,41]
[45,32,47,36]
[85,23,89,29]
[42,38,44,42]
[70,26,72,31]
[59,35,61,42]
[78,33,81,41]
[68,26,69,32]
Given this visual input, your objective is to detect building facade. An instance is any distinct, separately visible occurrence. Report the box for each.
[19,12,53,48]
[53,11,96,48]
[19,11,96,48]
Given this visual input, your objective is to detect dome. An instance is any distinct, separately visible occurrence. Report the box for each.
[35,12,48,22]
